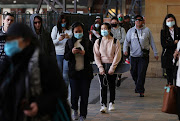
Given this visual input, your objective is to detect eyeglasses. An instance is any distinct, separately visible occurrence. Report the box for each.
[34,21,41,24]
[136,19,143,21]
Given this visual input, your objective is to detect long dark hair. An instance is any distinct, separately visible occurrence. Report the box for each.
[57,14,70,33]
[162,14,179,36]
[101,23,113,37]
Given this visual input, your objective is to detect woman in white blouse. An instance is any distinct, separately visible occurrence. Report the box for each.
[51,15,72,85]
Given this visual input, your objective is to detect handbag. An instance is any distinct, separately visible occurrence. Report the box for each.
[53,99,71,121]
[162,84,177,114]
[135,29,150,58]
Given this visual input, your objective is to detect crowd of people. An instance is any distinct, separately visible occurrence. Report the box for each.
[0,12,180,121]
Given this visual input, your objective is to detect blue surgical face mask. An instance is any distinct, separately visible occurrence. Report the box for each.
[61,23,66,28]
[166,21,175,28]
[74,33,83,39]
[4,40,22,57]
[101,30,109,37]
[95,24,100,28]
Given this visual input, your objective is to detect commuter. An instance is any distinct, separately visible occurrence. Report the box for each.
[89,16,102,44]
[0,13,14,64]
[30,14,55,56]
[123,15,158,97]
[123,15,132,64]
[110,17,126,87]
[89,20,101,45]
[0,23,71,121]
[51,14,72,85]
[118,13,124,27]
[161,14,180,85]
[94,23,121,113]
[173,41,180,121]
[64,22,94,121]
[124,15,132,33]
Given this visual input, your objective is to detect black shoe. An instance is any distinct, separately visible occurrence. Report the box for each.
[140,93,144,97]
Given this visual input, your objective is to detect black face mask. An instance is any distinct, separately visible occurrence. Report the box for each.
[111,24,118,27]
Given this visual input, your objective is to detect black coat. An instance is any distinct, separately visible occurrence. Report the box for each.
[0,44,71,121]
[161,28,180,69]
[64,37,94,80]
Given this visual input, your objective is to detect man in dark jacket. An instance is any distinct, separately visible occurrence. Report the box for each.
[0,23,71,121]
[0,13,14,64]
[30,14,56,56]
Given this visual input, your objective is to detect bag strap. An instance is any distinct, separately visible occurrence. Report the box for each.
[98,37,117,47]
[135,29,143,51]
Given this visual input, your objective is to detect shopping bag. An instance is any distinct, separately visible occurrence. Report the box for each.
[162,85,177,114]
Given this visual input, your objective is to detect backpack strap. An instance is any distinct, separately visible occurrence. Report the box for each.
[98,37,102,46]
[98,37,117,47]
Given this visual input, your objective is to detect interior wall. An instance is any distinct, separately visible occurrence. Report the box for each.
[145,0,180,77]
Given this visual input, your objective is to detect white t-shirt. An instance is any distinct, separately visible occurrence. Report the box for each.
[74,39,84,71]
[51,26,72,55]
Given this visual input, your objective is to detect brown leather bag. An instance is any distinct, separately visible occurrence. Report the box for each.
[162,85,177,114]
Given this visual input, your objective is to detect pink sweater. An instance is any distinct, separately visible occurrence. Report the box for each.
[93,37,122,73]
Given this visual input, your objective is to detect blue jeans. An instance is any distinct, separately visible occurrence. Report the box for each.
[56,55,69,85]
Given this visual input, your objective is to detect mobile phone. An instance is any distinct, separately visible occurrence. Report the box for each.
[76,47,82,50]
[21,99,31,110]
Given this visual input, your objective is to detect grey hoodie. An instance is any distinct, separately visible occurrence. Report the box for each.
[123,26,158,57]
[30,14,55,56]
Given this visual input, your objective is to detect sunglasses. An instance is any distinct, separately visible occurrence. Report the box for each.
[34,21,41,24]
[136,19,143,21]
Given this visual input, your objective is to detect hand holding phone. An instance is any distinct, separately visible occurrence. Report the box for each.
[76,47,82,51]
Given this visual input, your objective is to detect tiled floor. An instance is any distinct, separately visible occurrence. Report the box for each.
[85,72,179,121]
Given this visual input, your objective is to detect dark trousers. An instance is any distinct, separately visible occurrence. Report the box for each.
[166,66,178,85]
[130,56,149,93]
[166,68,174,85]
[177,87,180,120]
[69,73,91,118]
[99,74,117,106]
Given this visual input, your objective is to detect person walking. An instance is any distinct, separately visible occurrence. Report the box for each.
[161,14,180,85]
[0,23,71,121]
[64,22,94,121]
[110,17,126,87]
[51,14,72,85]
[94,23,121,113]
[30,14,55,56]
[123,15,159,97]
[0,13,14,64]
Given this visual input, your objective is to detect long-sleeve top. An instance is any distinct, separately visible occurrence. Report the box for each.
[93,37,121,73]
[51,26,72,55]
[111,26,126,44]
[176,41,180,87]
[123,26,158,57]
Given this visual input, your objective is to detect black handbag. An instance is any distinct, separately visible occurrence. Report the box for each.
[135,29,149,58]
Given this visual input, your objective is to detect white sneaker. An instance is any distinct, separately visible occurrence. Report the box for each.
[108,102,115,111]
[100,105,107,113]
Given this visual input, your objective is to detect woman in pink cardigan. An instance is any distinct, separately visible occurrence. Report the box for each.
[93,23,121,113]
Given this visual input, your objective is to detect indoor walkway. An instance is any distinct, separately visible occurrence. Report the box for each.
[86,72,179,121]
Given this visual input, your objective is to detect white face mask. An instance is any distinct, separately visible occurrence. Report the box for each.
[166,21,175,28]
